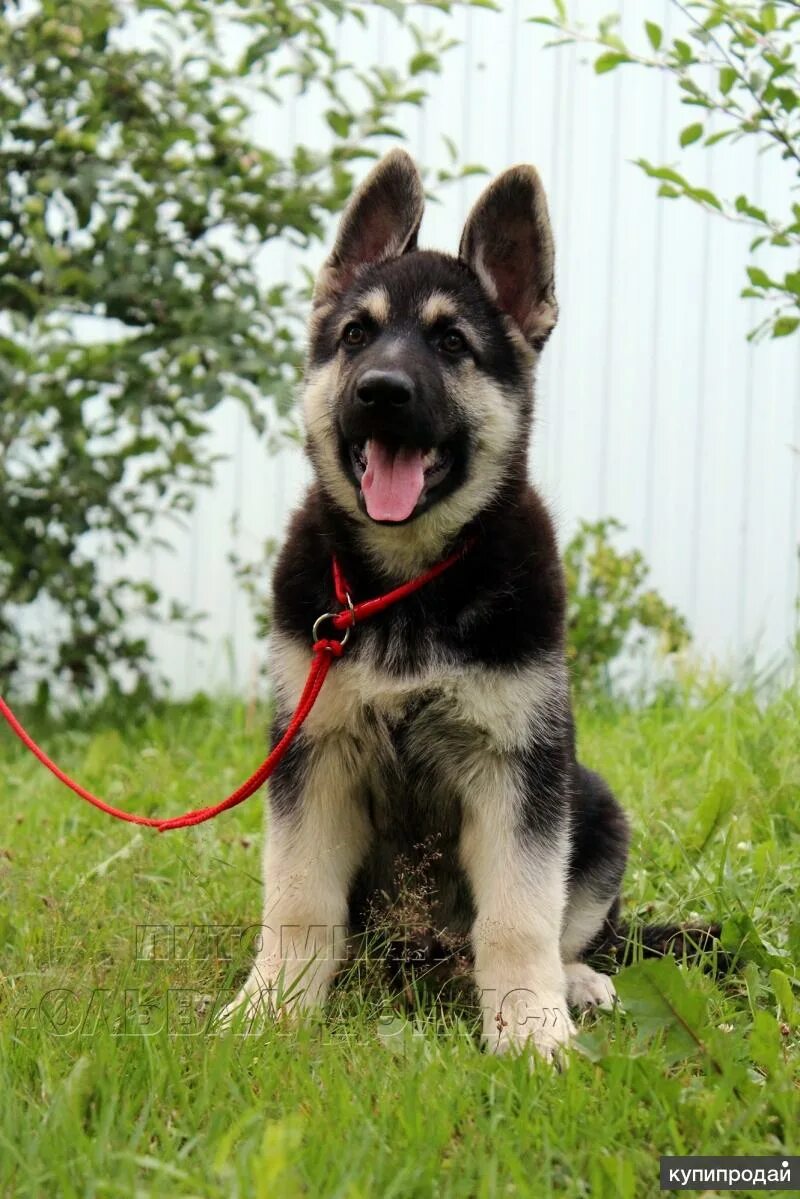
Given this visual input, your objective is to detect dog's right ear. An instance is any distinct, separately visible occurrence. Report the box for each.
[313,149,424,307]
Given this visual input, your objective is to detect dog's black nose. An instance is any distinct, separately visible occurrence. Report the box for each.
[356,369,413,408]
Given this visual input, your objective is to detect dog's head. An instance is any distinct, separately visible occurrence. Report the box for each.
[303,149,557,570]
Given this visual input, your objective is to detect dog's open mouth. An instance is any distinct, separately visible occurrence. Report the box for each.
[350,440,453,522]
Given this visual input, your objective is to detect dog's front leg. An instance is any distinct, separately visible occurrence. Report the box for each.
[220,734,370,1026]
[460,758,574,1062]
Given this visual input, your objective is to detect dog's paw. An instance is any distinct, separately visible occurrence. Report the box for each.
[485,993,575,1066]
[214,968,279,1032]
[526,1005,575,1067]
[564,962,617,1012]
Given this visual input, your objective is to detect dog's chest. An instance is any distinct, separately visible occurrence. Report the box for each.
[271,626,563,935]
[316,638,494,794]
[271,625,557,757]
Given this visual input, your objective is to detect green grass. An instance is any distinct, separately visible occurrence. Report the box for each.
[1,683,798,1198]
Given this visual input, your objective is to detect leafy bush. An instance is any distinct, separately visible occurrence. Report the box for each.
[533,0,800,341]
[565,518,691,697]
[0,0,465,704]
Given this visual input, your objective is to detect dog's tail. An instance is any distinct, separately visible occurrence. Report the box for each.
[590,919,729,972]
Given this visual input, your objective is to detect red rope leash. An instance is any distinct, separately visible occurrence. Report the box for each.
[330,544,469,629]
[0,542,470,832]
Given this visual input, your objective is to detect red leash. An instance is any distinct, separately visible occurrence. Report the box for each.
[0,543,470,832]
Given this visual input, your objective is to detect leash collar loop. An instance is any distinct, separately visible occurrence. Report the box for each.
[0,539,473,831]
[311,588,354,649]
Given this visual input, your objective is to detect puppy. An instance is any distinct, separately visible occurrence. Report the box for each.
[223,150,630,1059]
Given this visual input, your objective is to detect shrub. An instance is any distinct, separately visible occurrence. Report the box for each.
[0,0,463,704]
[564,518,691,697]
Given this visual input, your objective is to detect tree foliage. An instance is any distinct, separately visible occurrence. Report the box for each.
[0,0,464,703]
[533,0,800,341]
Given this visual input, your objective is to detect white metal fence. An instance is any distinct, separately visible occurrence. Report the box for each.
[125,0,800,695]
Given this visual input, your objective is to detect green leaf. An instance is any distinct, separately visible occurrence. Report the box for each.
[644,21,661,50]
[673,39,694,64]
[773,316,800,337]
[594,51,630,75]
[749,1010,780,1074]
[719,66,737,95]
[721,913,787,970]
[679,122,703,147]
[704,129,734,147]
[325,110,353,138]
[441,133,458,162]
[636,160,688,186]
[775,88,797,113]
[735,195,769,223]
[746,265,772,289]
[615,958,709,1063]
[688,779,736,854]
[409,51,439,76]
[688,186,722,210]
[769,969,796,1026]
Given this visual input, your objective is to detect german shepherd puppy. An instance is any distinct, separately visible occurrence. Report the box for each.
[223,149,631,1059]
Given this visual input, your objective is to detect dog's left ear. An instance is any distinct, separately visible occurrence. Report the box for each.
[313,149,424,307]
[459,165,557,348]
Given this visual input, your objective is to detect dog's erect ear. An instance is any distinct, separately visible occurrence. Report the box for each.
[313,149,424,307]
[459,165,557,348]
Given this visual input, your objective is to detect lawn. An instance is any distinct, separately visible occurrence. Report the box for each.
[1,682,798,1198]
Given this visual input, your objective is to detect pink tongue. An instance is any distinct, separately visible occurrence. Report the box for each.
[362,440,426,522]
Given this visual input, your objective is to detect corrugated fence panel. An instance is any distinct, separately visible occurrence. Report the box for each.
[124,0,800,694]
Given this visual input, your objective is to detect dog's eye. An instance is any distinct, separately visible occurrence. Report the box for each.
[342,322,367,348]
[440,329,467,356]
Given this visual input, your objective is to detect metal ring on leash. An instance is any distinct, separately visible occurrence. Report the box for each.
[311,591,355,648]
